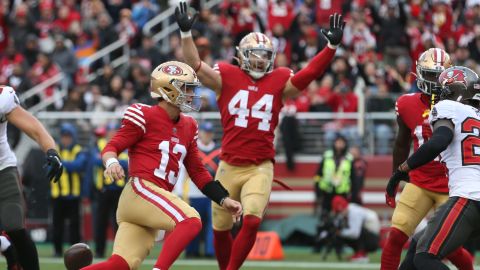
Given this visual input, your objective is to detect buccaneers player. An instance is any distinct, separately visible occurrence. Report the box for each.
[82,61,242,270]
[382,48,473,269]
[175,2,344,269]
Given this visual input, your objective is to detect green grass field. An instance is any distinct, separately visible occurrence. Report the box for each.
[0,243,473,269]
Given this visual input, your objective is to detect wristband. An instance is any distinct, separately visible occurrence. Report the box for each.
[180,31,192,38]
[327,42,338,50]
[105,158,119,168]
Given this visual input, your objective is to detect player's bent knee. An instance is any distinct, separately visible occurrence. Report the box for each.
[1,203,24,231]
[392,212,414,237]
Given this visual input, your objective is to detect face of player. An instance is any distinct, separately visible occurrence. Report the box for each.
[177,83,201,112]
[247,49,273,72]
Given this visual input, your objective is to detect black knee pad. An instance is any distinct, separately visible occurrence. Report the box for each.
[1,203,24,231]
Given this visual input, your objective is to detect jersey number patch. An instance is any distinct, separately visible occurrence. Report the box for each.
[461,117,480,165]
[228,90,273,131]
[154,141,187,185]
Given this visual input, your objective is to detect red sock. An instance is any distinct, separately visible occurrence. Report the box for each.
[381,227,409,270]
[154,218,202,270]
[227,215,261,270]
[214,229,233,270]
[445,247,474,270]
[81,254,129,270]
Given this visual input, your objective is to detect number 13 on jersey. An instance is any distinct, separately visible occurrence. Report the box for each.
[228,90,273,131]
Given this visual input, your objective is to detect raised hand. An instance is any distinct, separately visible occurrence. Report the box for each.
[175,1,198,32]
[321,13,346,47]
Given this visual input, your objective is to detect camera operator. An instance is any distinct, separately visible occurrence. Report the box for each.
[332,195,380,262]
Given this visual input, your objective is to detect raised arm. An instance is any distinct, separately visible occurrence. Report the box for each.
[283,13,345,98]
[175,2,222,94]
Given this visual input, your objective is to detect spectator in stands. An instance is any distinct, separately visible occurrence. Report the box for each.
[314,134,354,214]
[116,9,137,45]
[195,37,214,67]
[369,0,408,66]
[35,1,56,53]
[51,123,88,257]
[8,4,37,53]
[96,12,118,50]
[62,86,87,111]
[349,146,367,205]
[24,34,40,67]
[132,0,159,29]
[385,56,412,93]
[323,80,359,147]
[331,195,380,263]
[137,35,167,71]
[92,123,127,258]
[31,51,61,98]
[308,75,333,112]
[52,34,78,86]
[0,41,26,85]
[93,64,115,95]
[7,64,32,96]
[115,85,136,113]
[106,74,124,100]
[367,79,395,155]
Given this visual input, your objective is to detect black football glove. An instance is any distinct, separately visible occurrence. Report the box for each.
[175,1,198,32]
[321,13,346,47]
[44,149,63,183]
[385,169,409,208]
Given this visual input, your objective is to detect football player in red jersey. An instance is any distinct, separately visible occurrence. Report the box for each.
[175,2,345,269]
[82,61,242,270]
[381,48,473,270]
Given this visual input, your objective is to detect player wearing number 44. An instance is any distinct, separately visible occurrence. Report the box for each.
[175,1,345,269]
[82,61,242,270]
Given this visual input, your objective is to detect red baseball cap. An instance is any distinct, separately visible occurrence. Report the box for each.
[332,195,349,213]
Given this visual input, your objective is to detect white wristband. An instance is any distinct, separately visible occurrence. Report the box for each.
[105,158,119,168]
[327,42,338,50]
[180,30,192,38]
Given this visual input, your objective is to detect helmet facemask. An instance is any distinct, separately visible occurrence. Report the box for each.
[416,66,443,95]
[237,47,275,79]
[153,79,202,112]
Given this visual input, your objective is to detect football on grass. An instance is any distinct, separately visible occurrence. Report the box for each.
[64,243,93,270]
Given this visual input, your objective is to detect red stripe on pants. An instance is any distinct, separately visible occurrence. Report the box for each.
[428,198,468,255]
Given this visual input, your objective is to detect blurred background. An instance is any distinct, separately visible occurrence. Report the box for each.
[1,0,476,262]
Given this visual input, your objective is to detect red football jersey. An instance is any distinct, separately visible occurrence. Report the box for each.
[214,62,293,165]
[396,93,448,193]
[102,104,212,192]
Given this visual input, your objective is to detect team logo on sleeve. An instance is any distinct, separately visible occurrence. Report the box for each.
[161,65,183,76]
[431,107,438,118]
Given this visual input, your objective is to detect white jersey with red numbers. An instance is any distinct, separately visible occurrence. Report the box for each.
[214,62,293,166]
[429,99,480,200]
[102,103,212,192]
[0,86,19,171]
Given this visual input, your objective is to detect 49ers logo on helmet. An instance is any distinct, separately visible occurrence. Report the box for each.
[440,69,467,86]
[161,65,183,76]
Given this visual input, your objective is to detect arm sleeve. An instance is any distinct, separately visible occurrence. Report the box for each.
[290,46,336,90]
[406,126,453,170]
[184,126,213,190]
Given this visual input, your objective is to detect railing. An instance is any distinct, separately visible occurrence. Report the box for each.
[17,73,68,113]
[85,39,130,82]
[143,0,222,52]
[30,111,397,156]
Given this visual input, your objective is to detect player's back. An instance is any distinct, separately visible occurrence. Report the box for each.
[122,104,198,191]
[0,86,18,170]
[396,93,448,192]
[430,100,480,200]
[215,62,292,165]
